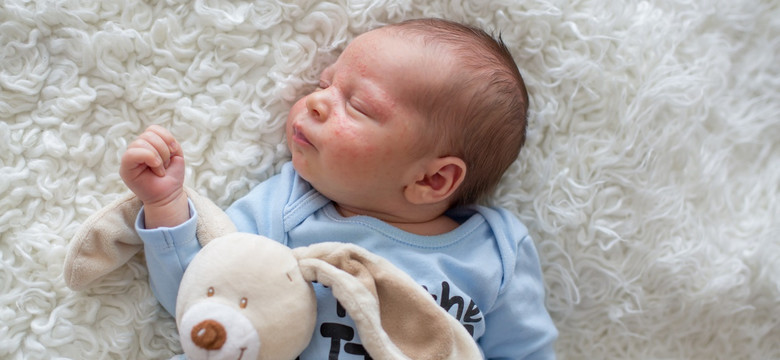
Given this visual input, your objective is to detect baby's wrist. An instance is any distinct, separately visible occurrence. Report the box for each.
[142,192,190,229]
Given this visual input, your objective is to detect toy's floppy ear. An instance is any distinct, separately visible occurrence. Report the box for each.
[64,187,236,291]
[294,243,482,360]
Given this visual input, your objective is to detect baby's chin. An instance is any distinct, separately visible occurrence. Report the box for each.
[289,155,317,188]
[291,167,337,201]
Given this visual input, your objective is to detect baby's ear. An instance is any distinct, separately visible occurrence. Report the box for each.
[404,156,466,205]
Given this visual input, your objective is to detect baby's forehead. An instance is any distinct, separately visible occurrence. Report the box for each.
[320,27,474,116]
[334,29,457,81]
[352,26,456,60]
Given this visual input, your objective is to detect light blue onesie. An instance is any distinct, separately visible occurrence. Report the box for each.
[137,162,558,359]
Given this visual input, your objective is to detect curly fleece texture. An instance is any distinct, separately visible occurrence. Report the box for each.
[1,0,778,359]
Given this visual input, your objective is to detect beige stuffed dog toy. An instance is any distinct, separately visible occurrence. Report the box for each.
[64,188,482,360]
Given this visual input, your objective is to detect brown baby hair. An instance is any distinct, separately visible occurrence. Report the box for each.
[386,18,529,207]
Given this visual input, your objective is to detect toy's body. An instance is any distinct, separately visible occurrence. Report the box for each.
[64,188,483,359]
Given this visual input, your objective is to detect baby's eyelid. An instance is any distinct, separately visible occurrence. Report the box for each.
[349,98,371,118]
[318,79,330,89]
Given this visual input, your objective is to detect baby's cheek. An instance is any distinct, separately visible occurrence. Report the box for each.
[330,125,377,159]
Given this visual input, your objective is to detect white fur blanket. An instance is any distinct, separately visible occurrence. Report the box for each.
[1,0,778,359]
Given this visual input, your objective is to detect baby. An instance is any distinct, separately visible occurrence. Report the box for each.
[120,18,557,359]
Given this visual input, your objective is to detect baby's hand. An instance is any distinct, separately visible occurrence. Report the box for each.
[120,125,189,228]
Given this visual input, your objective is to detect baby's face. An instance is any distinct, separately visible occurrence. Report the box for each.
[286,28,452,212]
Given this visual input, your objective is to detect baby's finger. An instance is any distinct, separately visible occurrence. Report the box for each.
[146,125,183,158]
[127,138,166,176]
[122,146,165,177]
[139,130,172,168]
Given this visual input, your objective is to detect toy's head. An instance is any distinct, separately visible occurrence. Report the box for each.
[175,234,316,360]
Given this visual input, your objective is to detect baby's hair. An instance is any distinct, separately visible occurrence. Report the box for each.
[385,18,529,206]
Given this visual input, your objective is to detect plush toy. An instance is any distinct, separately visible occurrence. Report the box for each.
[64,188,483,360]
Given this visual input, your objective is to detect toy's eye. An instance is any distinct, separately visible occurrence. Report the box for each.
[207,287,215,297]
[239,297,248,309]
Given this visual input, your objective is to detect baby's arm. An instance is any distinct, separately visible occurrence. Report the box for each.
[119,126,196,315]
[481,235,558,359]
[139,202,201,315]
[120,125,189,229]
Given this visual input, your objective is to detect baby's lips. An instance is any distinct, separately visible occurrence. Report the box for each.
[292,124,314,147]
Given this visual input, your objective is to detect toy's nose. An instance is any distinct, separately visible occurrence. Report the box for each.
[191,319,227,350]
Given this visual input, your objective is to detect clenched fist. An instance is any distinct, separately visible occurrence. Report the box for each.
[120,125,189,228]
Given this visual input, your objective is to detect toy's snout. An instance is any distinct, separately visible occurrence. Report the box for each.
[180,301,261,360]
[191,319,227,350]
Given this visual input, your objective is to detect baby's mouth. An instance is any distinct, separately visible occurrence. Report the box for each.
[292,124,314,148]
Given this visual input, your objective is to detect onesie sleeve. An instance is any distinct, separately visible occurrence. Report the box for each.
[478,207,558,360]
[136,199,201,316]
[480,234,558,359]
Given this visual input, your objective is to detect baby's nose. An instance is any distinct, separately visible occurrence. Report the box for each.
[305,89,333,121]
